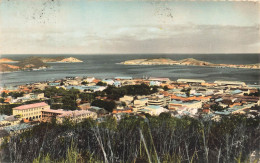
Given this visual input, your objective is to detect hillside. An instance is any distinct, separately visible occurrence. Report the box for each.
[36,56,65,63]
[57,57,83,63]
[16,57,48,69]
[0,56,83,72]
[177,58,212,66]
[0,63,20,72]
[0,58,18,63]
[120,58,260,69]
[120,58,176,65]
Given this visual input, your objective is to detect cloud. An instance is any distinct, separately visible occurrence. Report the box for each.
[1,24,259,54]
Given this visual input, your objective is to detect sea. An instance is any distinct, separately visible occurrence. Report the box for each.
[0,54,259,87]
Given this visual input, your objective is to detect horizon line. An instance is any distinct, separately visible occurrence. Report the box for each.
[1,52,260,56]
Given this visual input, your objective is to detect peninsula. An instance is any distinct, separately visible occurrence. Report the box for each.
[0,58,18,63]
[120,58,260,69]
[0,56,83,72]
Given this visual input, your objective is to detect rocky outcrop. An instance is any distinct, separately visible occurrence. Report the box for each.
[57,57,83,63]
[0,58,18,63]
[177,58,212,66]
[0,56,83,72]
[120,58,260,69]
[0,64,20,72]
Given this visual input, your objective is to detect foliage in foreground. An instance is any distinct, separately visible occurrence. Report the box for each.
[1,114,259,163]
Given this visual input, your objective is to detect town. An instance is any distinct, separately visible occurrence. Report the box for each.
[0,76,259,136]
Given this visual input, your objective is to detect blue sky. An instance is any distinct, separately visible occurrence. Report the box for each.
[0,0,259,54]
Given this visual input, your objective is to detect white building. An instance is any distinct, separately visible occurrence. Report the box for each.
[139,105,166,116]
[13,102,50,121]
[214,81,246,87]
[148,95,171,107]
[177,79,206,84]
[168,100,202,110]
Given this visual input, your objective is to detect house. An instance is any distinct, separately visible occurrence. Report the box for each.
[64,80,79,86]
[147,95,171,107]
[0,115,21,128]
[177,79,206,84]
[168,100,202,110]
[79,103,91,110]
[214,80,246,87]
[89,106,109,117]
[12,102,50,121]
[48,82,60,87]
[33,83,48,90]
[120,95,134,105]
[115,77,133,80]
[113,81,121,87]
[149,81,161,86]
[41,109,65,122]
[102,79,114,85]
[112,107,132,114]
[84,77,95,83]
[41,109,97,123]
[139,105,166,116]
[149,77,170,82]
[23,93,45,100]
[65,85,106,92]
[133,98,148,110]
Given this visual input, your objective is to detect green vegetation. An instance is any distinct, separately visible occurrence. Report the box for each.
[34,84,158,111]
[91,100,116,112]
[96,81,107,86]
[81,81,88,85]
[0,104,21,115]
[181,88,191,97]
[39,87,79,110]
[210,103,225,112]
[8,91,25,98]
[17,57,48,69]
[1,92,7,98]
[0,100,45,115]
[1,114,259,163]
[163,86,169,91]
[104,84,158,100]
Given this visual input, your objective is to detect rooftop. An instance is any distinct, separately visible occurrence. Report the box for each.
[170,99,200,105]
[147,105,162,109]
[177,79,205,83]
[13,102,49,110]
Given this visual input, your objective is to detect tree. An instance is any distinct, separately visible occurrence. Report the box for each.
[181,88,191,97]
[96,81,107,86]
[8,92,25,98]
[163,86,169,91]
[211,103,224,111]
[91,99,116,112]
[159,112,171,119]
[81,81,88,85]
[1,92,7,98]
[0,98,5,103]
[62,95,78,110]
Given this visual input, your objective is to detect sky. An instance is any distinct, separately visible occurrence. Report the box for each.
[0,0,259,54]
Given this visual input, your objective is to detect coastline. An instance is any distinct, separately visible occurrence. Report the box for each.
[119,59,260,70]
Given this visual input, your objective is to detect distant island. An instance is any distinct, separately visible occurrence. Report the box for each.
[120,58,260,69]
[0,56,83,73]
[0,58,18,63]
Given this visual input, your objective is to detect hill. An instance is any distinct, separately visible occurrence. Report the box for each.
[0,56,83,72]
[0,64,20,72]
[57,57,83,63]
[0,58,18,63]
[120,58,260,69]
[16,57,48,69]
[177,58,212,66]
